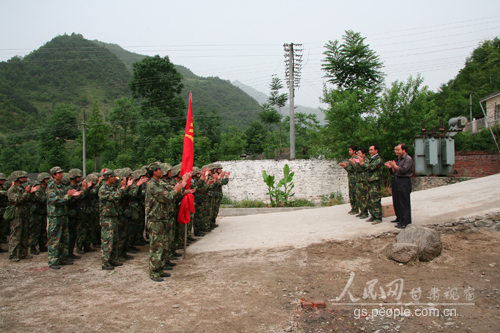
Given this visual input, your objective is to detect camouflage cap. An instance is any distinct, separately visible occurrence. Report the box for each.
[86,173,98,184]
[103,169,116,180]
[202,164,213,170]
[214,163,223,169]
[192,166,201,176]
[161,163,173,174]
[68,168,83,179]
[114,169,122,179]
[148,161,162,172]
[171,164,182,177]
[120,167,133,179]
[10,171,29,182]
[61,173,70,185]
[50,166,64,174]
[0,173,6,180]
[37,172,51,183]
[132,169,147,180]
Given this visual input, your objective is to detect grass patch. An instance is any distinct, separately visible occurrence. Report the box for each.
[231,199,267,208]
[286,198,316,207]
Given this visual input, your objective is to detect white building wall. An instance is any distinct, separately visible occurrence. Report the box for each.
[217,159,348,204]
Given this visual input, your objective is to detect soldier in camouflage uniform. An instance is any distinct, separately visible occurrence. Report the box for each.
[67,169,86,259]
[99,169,132,270]
[47,166,82,269]
[128,169,148,250]
[80,173,99,252]
[191,166,212,237]
[0,173,9,252]
[339,145,358,215]
[363,144,384,225]
[117,168,137,260]
[29,172,50,255]
[351,147,370,219]
[7,171,38,261]
[145,162,192,282]
[211,163,229,229]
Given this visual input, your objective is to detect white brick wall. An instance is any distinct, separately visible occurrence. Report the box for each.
[217,159,349,204]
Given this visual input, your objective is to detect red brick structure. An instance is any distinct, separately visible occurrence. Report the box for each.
[453,151,500,177]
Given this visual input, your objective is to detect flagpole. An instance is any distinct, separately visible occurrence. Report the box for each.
[183,224,187,259]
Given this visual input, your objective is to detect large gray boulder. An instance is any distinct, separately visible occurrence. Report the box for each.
[395,225,442,262]
[385,243,419,263]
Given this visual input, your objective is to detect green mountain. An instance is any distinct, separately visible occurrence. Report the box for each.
[92,40,261,128]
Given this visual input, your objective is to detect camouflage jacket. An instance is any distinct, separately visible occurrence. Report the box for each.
[47,181,72,217]
[145,177,182,221]
[364,154,384,183]
[344,160,357,183]
[31,186,47,216]
[0,183,9,214]
[67,182,86,216]
[99,183,126,217]
[353,158,369,184]
[7,184,32,218]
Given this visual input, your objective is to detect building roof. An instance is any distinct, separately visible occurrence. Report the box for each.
[480,90,500,102]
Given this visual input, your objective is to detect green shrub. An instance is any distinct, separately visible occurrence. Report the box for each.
[221,195,233,205]
[321,191,344,206]
[286,198,315,207]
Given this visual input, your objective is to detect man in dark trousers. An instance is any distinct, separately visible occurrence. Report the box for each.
[385,143,414,229]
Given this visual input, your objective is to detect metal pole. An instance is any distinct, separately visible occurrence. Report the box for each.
[289,43,295,159]
[183,223,187,259]
[82,110,86,177]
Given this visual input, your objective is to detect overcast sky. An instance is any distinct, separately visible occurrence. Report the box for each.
[1,0,499,109]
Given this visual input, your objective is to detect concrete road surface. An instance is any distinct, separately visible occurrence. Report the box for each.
[188,174,500,254]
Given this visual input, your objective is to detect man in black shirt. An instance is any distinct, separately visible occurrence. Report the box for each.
[385,144,414,229]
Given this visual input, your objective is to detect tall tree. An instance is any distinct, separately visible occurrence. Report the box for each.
[322,30,384,95]
[107,97,139,152]
[38,104,79,170]
[85,101,111,172]
[267,76,288,157]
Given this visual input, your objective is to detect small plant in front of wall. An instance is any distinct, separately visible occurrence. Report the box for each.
[262,163,295,207]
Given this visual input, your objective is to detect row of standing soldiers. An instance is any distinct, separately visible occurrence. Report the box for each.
[0,163,229,281]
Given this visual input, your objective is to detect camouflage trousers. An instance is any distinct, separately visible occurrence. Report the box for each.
[367,181,382,220]
[29,213,47,251]
[195,198,212,232]
[148,219,169,279]
[348,178,358,212]
[213,193,223,226]
[76,213,91,252]
[0,212,7,242]
[9,216,29,259]
[100,216,119,266]
[68,216,78,255]
[355,181,368,215]
[88,213,100,247]
[117,215,129,256]
[48,216,69,265]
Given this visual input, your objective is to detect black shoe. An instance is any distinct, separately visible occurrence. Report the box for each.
[10,257,20,262]
[151,276,163,282]
[173,252,182,257]
[110,262,123,267]
[50,264,61,269]
[395,224,406,229]
[391,219,400,223]
[76,250,85,255]
[60,261,73,265]
[102,265,114,270]
[213,224,219,228]
[84,247,97,252]
[163,266,173,271]
[366,217,375,222]
[160,272,171,278]
[69,254,81,260]
[165,260,177,267]
[169,256,178,261]
[21,255,33,259]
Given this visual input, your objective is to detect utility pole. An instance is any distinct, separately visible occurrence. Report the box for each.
[82,110,87,177]
[283,43,302,159]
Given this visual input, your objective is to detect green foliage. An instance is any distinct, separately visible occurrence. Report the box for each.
[194,107,221,147]
[321,191,344,206]
[231,199,267,208]
[107,97,139,152]
[322,30,384,95]
[262,164,295,207]
[217,126,246,161]
[85,101,111,172]
[432,37,500,120]
[287,198,315,207]
[221,195,233,205]
[283,112,321,158]
[245,121,267,155]
[455,125,500,151]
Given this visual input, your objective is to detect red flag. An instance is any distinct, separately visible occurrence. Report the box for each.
[178,92,195,224]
